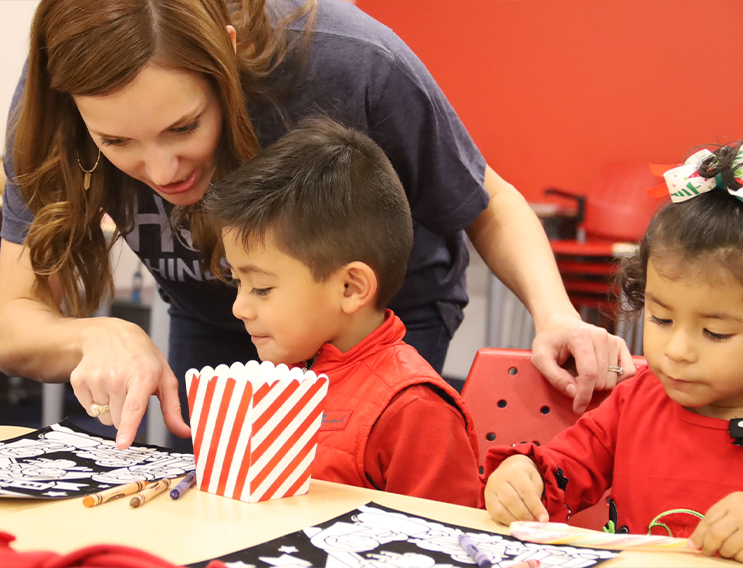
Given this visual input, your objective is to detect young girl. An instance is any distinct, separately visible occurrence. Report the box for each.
[482,141,743,562]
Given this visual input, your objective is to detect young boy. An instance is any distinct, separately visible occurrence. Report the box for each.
[204,117,479,507]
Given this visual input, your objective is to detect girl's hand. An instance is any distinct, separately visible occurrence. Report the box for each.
[484,454,548,525]
[689,492,743,561]
[69,317,191,449]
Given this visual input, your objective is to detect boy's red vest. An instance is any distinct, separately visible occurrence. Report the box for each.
[308,311,479,489]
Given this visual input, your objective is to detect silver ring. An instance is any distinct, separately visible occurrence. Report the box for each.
[90,403,110,417]
[607,365,624,375]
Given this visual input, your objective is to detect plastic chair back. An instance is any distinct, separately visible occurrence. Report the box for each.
[462,348,646,529]
[462,349,612,468]
[544,163,662,244]
[582,162,661,242]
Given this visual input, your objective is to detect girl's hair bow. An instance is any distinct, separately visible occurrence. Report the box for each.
[647,142,743,203]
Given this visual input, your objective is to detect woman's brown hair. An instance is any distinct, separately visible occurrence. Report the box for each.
[12,0,314,317]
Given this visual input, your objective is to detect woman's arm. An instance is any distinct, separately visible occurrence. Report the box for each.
[0,239,189,448]
[465,166,635,413]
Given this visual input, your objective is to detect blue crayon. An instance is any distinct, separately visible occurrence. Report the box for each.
[458,533,492,568]
[170,471,197,500]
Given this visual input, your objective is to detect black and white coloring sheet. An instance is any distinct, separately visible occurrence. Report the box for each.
[189,502,618,568]
[0,420,194,499]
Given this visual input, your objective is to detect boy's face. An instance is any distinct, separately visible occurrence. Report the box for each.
[223,228,345,365]
[643,258,743,419]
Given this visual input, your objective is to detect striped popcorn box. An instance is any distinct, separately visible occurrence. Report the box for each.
[185,360,329,503]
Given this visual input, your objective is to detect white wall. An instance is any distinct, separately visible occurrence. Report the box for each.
[0,1,38,151]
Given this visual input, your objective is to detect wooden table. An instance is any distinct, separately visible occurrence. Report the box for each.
[0,426,734,567]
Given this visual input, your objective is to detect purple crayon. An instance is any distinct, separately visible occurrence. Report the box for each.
[170,470,197,500]
[458,533,492,568]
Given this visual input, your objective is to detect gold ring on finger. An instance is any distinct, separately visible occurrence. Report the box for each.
[90,403,110,417]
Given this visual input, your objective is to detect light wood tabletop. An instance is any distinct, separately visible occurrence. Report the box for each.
[0,425,735,567]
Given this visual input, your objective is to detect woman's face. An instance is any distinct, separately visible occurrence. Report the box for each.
[74,64,223,206]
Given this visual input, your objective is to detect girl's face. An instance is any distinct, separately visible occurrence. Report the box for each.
[74,64,223,206]
[643,257,743,419]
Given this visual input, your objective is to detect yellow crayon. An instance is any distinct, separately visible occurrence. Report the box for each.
[83,479,150,508]
[129,476,182,508]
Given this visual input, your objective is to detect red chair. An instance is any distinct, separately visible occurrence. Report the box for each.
[462,348,646,530]
[545,162,661,244]
[539,163,661,349]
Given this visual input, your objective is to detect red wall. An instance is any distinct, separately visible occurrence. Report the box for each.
[356,0,743,201]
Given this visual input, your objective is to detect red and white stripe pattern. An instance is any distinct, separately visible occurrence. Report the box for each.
[186,361,328,502]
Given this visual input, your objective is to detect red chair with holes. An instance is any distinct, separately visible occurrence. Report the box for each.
[462,348,646,529]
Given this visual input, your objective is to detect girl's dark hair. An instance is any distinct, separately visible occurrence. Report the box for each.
[620,140,743,312]
[204,116,414,311]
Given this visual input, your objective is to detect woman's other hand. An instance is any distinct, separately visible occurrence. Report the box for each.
[531,314,635,414]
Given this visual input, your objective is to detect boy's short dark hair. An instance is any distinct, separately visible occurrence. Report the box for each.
[205,117,414,310]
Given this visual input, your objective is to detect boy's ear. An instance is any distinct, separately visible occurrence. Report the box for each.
[339,261,378,314]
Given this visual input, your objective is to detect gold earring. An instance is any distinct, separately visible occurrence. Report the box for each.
[77,149,101,191]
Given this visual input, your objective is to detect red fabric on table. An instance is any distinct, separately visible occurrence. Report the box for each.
[0,531,234,568]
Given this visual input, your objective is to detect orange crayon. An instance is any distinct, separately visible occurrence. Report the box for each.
[83,480,150,508]
[129,477,181,508]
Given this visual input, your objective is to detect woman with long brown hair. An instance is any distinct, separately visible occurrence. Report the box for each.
[0,0,633,450]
